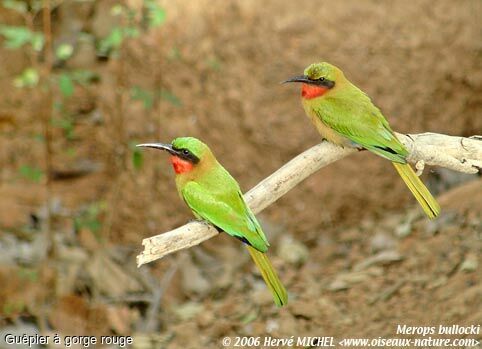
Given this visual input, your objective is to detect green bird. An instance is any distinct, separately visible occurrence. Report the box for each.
[284,62,440,219]
[137,137,288,306]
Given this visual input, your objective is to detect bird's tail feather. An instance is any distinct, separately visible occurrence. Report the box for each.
[247,246,288,307]
[392,162,440,219]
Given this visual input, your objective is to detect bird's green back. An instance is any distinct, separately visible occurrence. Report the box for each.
[314,84,408,162]
[303,63,409,163]
[175,143,269,252]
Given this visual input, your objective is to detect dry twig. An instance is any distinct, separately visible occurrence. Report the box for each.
[137,132,482,267]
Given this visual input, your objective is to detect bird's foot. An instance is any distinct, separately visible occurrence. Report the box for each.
[415,160,425,176]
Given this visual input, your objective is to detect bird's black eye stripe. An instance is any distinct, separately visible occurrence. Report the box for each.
[172,146,200,164]
[311,77,335,89]
[172,146,190,155]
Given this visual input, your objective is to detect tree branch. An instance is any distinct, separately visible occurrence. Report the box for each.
[137,132,482,267]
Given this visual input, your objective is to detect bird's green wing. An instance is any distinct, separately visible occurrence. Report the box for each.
[181,181,269,252]
[315,100,408,163]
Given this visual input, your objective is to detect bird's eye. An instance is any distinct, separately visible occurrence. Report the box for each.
[182,149,190,155]
[318,77,325,81]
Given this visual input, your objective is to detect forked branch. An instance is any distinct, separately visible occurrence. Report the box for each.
[137,132,481,267]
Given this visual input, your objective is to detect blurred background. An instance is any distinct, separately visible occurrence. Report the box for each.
[0,0,481,348]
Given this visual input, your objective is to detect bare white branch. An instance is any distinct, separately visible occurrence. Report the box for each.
[137,132,481,267]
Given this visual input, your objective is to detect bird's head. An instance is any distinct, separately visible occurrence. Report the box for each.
[284,62,343,99]
[137,137,208,174]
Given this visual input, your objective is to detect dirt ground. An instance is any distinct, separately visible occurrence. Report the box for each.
[0,0,481,348]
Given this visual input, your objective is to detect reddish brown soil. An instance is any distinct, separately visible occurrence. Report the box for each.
[1,1,480,348]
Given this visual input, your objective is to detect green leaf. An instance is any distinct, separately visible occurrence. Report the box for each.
[53,100,64,111]
[110,4,124,16]
[98,26,124,55]
[2,0,27,13]
[3,301,25,316]
[18,268,39,282]
[74,202,105,235]
[30,0,42,13]
[58,73,74,97]
[132,148,143,170]
[0,26,44,51]
[51,112,75,140]
[33,133,45,142]
[131,86,154,110]
[146,3,166,28]
[13,68,39,88]
[19,165,44,183]
[168,47,181,61]
[0,26,32,49]
[124,26,140,38]
[70,69,99,85]
[66,147,77,157]
[129,141,144,171]
[207,57,221,71]
[160,89,182,107]
[51,116,75,139]
[55,43,74,60]
[240,310,259,324]
[30,32,44,51]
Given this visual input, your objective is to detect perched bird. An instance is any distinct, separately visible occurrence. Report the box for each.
[284,62,440,219]
[137,137,288,306]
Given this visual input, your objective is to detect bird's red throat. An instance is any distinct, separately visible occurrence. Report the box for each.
[170,156,193,174]
[301,83,329,99]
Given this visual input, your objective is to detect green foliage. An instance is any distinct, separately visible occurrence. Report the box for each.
[51,101,75,140]
[145,0,166,28]
[19,165,44,182]
[74,201,106,235]
[131,85,154,110]
[51,116,75,140]
[130,86,182,109]
[13,67,39,88]
[70,69,99,86]
[240,310,259,324]
[2,0,42,14]
[17,267,39,282]
[98,27,124,55]
[110,3,125,16]
[56,69,99,99]
[129,141,144,170]
[98,4,140,56]
[98,2,166,56]
[207,57,221,71]
[98,25,142,56]
[66,147,77,157]
[0,25,44,51]
[33,133,45,142]
[2,0,28,13]
[160,89,182,107]
[55,43,74,60]
[4,0,171,193]
[2,301,25,316]
[58,73,74,97]
[168,47,182,61]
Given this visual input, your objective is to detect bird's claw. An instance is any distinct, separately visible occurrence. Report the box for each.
[188,218,207,225]
[415,160,425,176]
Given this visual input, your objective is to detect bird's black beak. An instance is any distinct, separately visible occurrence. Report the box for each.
[282,75,312,84]
[136,143,176,155]
[283,74,335,89]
